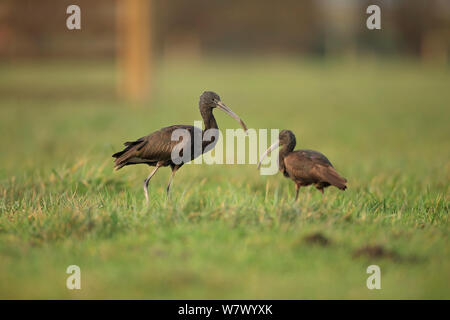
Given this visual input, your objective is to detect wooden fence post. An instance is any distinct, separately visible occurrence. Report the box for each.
[116,0,152,102]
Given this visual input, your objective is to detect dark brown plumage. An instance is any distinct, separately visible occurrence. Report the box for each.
[258,130,347,200]
[112,91,248,202]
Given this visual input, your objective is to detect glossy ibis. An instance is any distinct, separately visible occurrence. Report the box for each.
[112,91,248,203]
[257,130,347,200]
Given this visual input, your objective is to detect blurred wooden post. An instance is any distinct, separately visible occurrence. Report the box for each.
[116,0,152,102]
[421,31,449,65]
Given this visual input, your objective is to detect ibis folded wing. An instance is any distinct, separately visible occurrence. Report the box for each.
[112,125,197,170]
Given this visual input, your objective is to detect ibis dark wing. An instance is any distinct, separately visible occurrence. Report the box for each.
[113,125,196,170]
[283,150,332,175]
[297,149,333,167]
[284,149,347,189]
[138,125,193,160]
[309,165,347,190]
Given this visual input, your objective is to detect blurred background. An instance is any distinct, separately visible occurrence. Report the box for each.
[0,0,449,101]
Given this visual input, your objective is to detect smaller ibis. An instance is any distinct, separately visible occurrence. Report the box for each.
[257,130,347,200]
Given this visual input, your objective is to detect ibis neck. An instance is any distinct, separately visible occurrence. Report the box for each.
[278,146,290,161]
[279,141,295,160]
[278,144,294,174]
[201,108,218,131]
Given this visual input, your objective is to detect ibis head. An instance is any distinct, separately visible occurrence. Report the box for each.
[257,129,297,169]
[279,130,296,149]
[199,91,248,132]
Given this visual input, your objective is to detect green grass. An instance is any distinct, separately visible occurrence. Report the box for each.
[0,57,449,299]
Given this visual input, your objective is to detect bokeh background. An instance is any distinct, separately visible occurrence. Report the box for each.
[1,0,449,101]
[0,0,449,299]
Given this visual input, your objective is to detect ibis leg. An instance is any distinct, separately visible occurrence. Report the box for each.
[166,166,179,197]
[295,184,300,201]
[144,165,160,203]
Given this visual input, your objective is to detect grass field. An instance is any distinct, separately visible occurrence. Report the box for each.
[0,57,449,299]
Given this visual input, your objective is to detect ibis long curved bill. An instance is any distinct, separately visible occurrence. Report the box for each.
[216,101,248,132]
[257,140,280,170]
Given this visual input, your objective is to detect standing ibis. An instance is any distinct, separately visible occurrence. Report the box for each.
[112,91,248,203]
[257,130,347,200]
